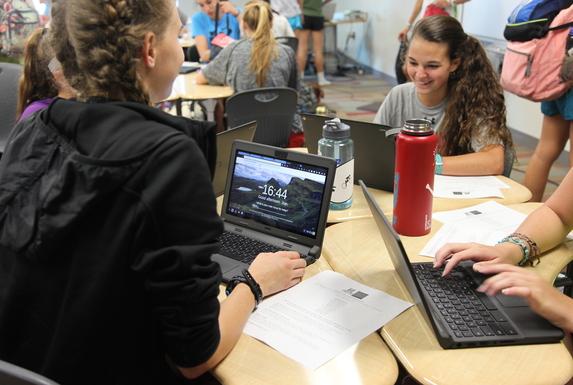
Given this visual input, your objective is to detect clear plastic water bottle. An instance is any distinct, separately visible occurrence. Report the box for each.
[318,118,354,210]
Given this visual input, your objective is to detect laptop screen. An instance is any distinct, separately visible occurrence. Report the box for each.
[226,149,328,239]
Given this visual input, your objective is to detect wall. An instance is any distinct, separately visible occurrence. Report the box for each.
[332,1,546,141]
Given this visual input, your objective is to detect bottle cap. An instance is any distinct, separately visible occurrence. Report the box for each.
[402,118,433,136]
[322,118,351,139]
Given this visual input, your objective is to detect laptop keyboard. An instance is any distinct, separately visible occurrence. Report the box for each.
[413,264,518,339]
[219,231,282,264]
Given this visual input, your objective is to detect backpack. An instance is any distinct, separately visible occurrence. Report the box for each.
[504,0,573,41]
[500,5,573,102]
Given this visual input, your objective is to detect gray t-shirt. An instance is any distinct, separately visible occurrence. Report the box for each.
[374,82,446,131]
[373,82,499,152]
[201,39,296,92]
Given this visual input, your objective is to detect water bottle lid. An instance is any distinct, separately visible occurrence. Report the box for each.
[401,118,434,136]
[322,118,351,139]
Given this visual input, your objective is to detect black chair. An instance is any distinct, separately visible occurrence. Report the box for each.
[276,36,298,55]
[503,149,515,178]
[0,359,60,385]
[226,87,297,148]
[0,62,22,155]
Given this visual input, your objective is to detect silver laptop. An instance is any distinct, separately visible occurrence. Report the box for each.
[213,121,257,196]
[360,180,564,348]
[213,141,336,282]
[302,113,396,192]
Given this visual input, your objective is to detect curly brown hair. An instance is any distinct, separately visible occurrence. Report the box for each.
[16,28,58,118]
[50,0,172,104]
[411,16,514,158]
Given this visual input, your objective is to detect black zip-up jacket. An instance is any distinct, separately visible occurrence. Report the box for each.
[0,99,224,385]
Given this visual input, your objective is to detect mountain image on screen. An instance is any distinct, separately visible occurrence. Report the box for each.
[228,172,324,234]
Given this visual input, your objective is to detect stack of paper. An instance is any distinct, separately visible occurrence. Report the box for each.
[433,175,509,199]
[244,271,412,369]
[420,201,526,258]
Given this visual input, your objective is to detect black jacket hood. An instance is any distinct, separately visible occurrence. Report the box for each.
[0,99,217,260]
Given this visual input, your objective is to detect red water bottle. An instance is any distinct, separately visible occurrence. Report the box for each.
[393,119,437,236]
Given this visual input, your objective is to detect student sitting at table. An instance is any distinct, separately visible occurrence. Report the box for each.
[375,16,514,176]
[16,27,74,122]
[434,166,573,335]
[0,0,306,384]
[191,0,241,62]
[196,0,297,91]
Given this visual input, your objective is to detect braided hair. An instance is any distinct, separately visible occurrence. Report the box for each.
[411,16,514,157]
[51,0,172,104]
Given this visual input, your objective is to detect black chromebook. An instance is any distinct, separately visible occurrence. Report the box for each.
[360,180,563,348]
[302,113,396,192]
[212,141,335,282]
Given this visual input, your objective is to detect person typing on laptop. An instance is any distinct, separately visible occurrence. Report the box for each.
[434,167,573,334]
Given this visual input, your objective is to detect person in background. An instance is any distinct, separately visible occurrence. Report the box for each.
[196,0,296,92]
[375,16,513,176]
[523,86,573,201]
[191,0,241,62]
[297,0,331,86]
[16,27,74,121]
[0,1,306,384]
[270,0,302,34]
[434,166,573,335]
[398,0,471,42]
[263,0,294,37]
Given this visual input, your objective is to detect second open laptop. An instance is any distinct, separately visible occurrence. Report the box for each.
[212,140,336,282]
[213,121,257,196]
[302,113,396,192]
[359,180,564,348]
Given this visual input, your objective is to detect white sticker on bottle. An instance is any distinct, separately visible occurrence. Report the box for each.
[331,159,354,203]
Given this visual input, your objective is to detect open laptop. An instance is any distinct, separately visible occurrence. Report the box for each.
[359,180,564,348]
[213,140,336,282]
[302,113,396,191]
[213,121,257,196]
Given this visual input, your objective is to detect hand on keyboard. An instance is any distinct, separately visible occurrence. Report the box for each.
[434,242,522,277]
[249,251,307,297]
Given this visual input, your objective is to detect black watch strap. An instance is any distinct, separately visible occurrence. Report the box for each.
[225,269,263,310]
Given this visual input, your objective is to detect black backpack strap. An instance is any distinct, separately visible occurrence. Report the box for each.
[548,20,573,31]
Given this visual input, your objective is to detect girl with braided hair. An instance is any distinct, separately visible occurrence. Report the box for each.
[375,16,514,176]
[196,0,296,91]
[0,0,306,384]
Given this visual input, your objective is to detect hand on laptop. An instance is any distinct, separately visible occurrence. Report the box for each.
[249,251,306,297]
[474,263,573,332]
[434,242,522,277]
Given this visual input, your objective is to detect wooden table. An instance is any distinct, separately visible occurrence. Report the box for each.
[327,177,532,223]
[165,72,233,119]
[321,202,573,385]
[212,253,399,385]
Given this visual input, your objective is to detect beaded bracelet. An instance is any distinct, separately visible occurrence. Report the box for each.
[497,232,540,267]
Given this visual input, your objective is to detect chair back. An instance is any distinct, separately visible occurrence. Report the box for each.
[0,360,60,385]
[503,148,515,178]
[226,87,297,147]
[276,36,298,54]
[0,62,22,154]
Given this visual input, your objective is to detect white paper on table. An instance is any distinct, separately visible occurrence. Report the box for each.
[421,202,527,258]
[244,270,412,370]
[433,175,509,199]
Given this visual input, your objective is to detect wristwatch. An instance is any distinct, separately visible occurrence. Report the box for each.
[435,153,444,175]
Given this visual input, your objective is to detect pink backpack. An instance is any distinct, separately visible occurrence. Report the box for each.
[500,5,573,102]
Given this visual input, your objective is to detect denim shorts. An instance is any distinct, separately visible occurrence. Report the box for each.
[541,88,573,121]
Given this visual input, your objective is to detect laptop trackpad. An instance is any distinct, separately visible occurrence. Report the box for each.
[212,254,239,274]
[496,294,528,307]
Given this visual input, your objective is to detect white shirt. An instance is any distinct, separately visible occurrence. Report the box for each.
[270,0,301,18]
[272,13,295,37]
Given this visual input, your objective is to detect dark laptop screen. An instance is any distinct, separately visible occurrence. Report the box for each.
[226,150,328,238]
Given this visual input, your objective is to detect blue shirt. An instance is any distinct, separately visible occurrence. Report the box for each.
[191,11,241,48]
